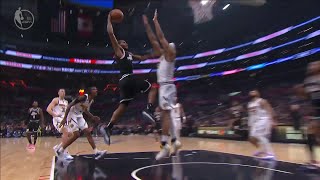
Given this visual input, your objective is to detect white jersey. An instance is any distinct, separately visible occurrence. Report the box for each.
[53,98,68,117]
[248,98,270,119]
[157,55,175,83]
[70,94,94,116]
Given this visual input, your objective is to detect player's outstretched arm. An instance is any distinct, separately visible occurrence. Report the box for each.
[153,9,176,59]
[46,98,59,117]
[142,15,162,57]
[107,13,124,59]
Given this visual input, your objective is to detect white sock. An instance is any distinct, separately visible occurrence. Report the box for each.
[258,136,274,155]
[93,148,98,154]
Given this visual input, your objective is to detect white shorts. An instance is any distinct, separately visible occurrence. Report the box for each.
[67,113,88,132]
[159,84,177,110]
[53,117,66,133]
[249,118,271,138]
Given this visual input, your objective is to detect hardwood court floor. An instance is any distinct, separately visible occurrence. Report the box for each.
[0,135,319,180]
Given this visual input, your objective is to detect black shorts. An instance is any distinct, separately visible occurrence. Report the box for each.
[119,74,151,104]
[27,122,40,132]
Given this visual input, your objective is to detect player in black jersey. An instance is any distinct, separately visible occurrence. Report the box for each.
[101,13,161,145]
[25,101,44,149]
[297,61,320,167]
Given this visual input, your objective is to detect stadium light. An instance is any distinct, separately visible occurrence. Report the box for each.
[223,4,230,10]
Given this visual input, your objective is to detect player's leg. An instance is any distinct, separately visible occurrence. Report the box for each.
[56,115,80,160]
[101,103,128,145]
[249,122,262,156]
[53,117,73,154]
[33,123,40,146]
[306,121,317,164]
[79,117,106,160]
[156,85,172,160]
[168,85,182,154]
[101,76,133,145]
[251,120,274,159]
[156,109,171,160]
[142,81,157,123]
[26,128,33,148]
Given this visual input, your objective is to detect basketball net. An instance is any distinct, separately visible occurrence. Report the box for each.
[189,0,217,24]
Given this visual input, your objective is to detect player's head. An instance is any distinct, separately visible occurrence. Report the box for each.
[58,88,66,98]
[32,101,38,108]
[249,90,260,99]
[307,61,320,75]
[87,86,98,97]
[118,40,128,50]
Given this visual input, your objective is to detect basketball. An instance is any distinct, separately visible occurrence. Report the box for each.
[110,9,124,23]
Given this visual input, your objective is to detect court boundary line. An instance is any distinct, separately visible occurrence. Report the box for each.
[131,162,294,180]
[49,156,55,180]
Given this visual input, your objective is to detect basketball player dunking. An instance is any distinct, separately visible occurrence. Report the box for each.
[143,10,181,160]
[248,90,276,160]
[299,61,320,167]
[46,88,73,159]
[58,87,106,160]
[100,12,159,145]
[26,101,44,149]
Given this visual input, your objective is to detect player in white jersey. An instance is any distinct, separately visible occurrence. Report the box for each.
[143,10,181,160]
[47,88,73,159]
[57,87,106,160]
[247,90,276,160]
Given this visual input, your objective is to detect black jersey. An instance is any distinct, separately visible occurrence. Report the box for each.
[28,107,41,122]
[115,50,134,76]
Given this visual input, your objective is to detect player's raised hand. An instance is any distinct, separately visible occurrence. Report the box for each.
[153,9,158,21]
[142,15,149,25]
[107,14,114,34]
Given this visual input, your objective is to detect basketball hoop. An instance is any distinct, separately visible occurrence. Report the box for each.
[189,0,217,24]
